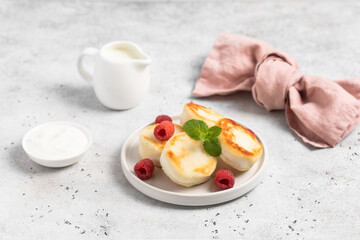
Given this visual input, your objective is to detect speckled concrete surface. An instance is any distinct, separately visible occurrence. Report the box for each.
[1,0,360,239]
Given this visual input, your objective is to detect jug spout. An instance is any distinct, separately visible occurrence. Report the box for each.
[101,41,151,65]
[137,58,151,66]
[126,42,151,66]
[132,45,151,66]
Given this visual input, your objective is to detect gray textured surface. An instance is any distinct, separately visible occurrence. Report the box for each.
[1,0,360,239]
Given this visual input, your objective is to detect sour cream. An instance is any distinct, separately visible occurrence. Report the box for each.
[23,122,91,160]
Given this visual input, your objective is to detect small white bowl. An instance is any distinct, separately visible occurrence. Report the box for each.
[22,121,92,168]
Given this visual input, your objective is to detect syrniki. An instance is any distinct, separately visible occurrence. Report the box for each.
[138,123,184,167]
[180,103,224,127]
[160,132,217,187]
[216,118,263,171]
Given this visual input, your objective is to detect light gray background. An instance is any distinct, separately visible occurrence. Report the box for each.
[1,0,359,239]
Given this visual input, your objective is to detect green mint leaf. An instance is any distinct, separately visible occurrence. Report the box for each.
[207,126,222,138]
[199,132,207,142]
[183,119,222,156]
[203,138,221,157]
[183,119,208,140]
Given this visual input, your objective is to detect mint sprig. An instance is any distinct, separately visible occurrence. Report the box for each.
[203,137,221,157]
[183,119,222,157]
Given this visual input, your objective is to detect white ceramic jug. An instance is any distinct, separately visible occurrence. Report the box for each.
[77,41,151,110]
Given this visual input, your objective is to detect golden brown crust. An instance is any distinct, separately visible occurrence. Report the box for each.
[166,150,185,171]
[142,135,166,149]
[168,133,185,146]
[193,158,216,175]
[185,103,221,120]
[186,103,207,117]
[217,118,263,157]
[160,132,218,186]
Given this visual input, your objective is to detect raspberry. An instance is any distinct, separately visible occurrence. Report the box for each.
[154,121,175,141]
[155,115,172,124]
[214,169,235,190]
[134,158,154,180]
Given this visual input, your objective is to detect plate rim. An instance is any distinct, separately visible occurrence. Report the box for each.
[120,115,267,206]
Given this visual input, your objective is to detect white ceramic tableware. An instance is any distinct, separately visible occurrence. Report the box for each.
[77,41,151,110]
[121,116,267,206]
[22,122,92,168]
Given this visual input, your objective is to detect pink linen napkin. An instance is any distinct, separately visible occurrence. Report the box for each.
[193,33,360,148]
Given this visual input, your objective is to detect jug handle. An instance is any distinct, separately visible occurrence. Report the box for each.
[77,47,99,85]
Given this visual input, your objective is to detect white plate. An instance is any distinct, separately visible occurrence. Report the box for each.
[121,116,267,206]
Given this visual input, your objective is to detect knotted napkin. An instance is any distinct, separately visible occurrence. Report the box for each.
[193,33,360,148]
